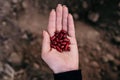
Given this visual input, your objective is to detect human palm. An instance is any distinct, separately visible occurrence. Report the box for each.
[41,4,79,73]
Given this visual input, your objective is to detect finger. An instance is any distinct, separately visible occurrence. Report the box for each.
[62,5,68,31]
[68,14,75,37]
[56,4,62,31]
[48,9,56,36]
[42,30,50,53]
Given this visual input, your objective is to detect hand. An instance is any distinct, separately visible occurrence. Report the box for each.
[41,4,79,73]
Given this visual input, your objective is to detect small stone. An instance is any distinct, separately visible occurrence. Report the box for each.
[22,33,28,39]
[8,52,23,66]
[113,36,120,43]
[12,12,17,16]
[82,1,88,9]
[73,13,79,20]
[0,62,15,80]
[106,54,115,61]
[12,0,19,3]
[102,54,115,62]
[102,56,108,62]
[2,21,7,26]
[95,45,101,51]
[33,63,40,69]
[91,61,100,68]
[84,58,89,63]
[112,66,118,72]
[22,1,28,9]
[4,64,15,78]
[88,12,100,22]
[118,2,120,7]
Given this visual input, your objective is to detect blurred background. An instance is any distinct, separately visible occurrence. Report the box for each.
[0,0,120,80]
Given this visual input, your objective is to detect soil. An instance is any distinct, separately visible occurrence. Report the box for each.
[0,0,120,80]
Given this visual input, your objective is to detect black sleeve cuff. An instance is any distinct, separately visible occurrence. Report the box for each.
[53,70,82,80]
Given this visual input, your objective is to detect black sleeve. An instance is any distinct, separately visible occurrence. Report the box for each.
[53,70,82,80]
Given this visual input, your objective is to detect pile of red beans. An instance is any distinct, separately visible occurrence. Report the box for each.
[50,30,71,52]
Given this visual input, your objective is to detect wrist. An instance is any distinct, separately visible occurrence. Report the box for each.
[53,65,79,74]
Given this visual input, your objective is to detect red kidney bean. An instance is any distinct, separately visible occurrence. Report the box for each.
[50,30,71,52]
[61,45,64,49]
[56,46,62,52]
[67,47,70,51]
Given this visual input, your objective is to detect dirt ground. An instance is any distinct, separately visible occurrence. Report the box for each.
[0,0,120,80]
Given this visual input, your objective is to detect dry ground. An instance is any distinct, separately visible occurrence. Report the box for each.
[0,0,120,80]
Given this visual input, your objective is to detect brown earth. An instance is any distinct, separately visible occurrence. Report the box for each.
[0,0,120,80]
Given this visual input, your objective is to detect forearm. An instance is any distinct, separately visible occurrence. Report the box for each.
[54,70,82,80]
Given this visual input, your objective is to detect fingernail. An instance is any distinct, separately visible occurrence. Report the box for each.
[69,13,72,16]
[63,5,66,7]
[51,9,55,13]
[58,4,61,7]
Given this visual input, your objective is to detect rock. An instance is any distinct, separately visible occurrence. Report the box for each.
[2,21,7,26]
[22,0,29,9]
[95,45,101,51]
[12,12,17,16]
[21,33,28,39]
[91,61,100,68]
[33,63,40,69]
[106,54,115,61]
[73,13,79,20]
[88,12,100,22]
[118,2,120,7]
[12,0,19,3]
[102,54,115,62]
[8,52,23,66]
[82,1,88,9]
[102,56,108,62]
[0,0,12,18]
[0,62,15,80]
[84,58,89,63]
[113,36,120,44]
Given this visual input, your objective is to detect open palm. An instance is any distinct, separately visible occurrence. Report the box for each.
[41,4,79,73]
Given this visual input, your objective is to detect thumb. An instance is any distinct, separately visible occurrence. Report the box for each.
[42,30,50,53]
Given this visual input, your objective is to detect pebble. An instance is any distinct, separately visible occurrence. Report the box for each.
[12,12,17,16]
[0,62,15,80]
[2,21,7,26]
[21,33,28,39]
[91,61,100,68]
[102,56,108,62]
[95,45,101,51]
[118,2,120,7]
[12,0,19,3]
[102,54,115,62]
[33,63,40,69]
[88,12,100,22]
[22,0,29,9]
[113,36,120,43]
[8,52,23,66]
[84,58,89,63]
[106,54,115,61]
[82,1,88,9]
[73,13,79,20]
